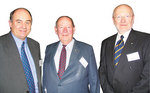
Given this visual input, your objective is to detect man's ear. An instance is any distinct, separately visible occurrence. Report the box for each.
[9,20,12,28]
[55,26,58,34]
[73,27,75,34]
[112,17,115,25]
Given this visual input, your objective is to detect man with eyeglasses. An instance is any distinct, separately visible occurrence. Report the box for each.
[99,4,150,93]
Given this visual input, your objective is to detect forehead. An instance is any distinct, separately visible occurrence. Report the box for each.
[114,5,133,15]
[57,17,72,25]
[13,9,32,20]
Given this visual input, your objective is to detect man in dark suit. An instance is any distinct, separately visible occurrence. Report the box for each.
[0,8,41,93]
[99,4,150,93]
[43,16,100,93]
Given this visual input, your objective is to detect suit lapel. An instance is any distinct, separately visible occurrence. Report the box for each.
[27,39,38,66]
[117,29,137,68]
[108,34,117,71]
[68,40,80,67]
[50,42,60,80]
[6,33,21,62]
[27,39,41,87]
[4,32,28,88]
[122,29,137,54]
[61,40,80,79]
[27,39,37,63]
[27,39,41,71]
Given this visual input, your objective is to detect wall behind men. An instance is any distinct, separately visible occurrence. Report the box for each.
[0,0,149,93]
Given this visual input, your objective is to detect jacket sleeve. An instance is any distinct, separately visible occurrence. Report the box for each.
[99,41,114,93]
[130,37,150,93]
[88,47,100,93]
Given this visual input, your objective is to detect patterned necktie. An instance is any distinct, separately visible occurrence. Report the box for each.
[114,35,124,67]
[21,42,35,93]
[58,45,66,79]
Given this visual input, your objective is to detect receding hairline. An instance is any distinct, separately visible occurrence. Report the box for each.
[10,8,32,22]
[112,4,134,17]
[55,16,75,27]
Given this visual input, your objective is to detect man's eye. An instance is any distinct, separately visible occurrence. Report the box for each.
[17,21,21,23]
[117,16,121,18]
[26,22,30,25]
[126,15,129,18]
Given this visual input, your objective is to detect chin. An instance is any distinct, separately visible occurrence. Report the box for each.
[118,29,129,34]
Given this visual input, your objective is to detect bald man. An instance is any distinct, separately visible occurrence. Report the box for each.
[99,4,150,93]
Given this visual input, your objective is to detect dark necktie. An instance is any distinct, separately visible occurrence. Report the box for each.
[21,42,35,93]
[114,35,124,67]
[58,45,66,79]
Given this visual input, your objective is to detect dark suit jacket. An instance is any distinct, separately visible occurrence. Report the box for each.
[99,29,150,93]
[0,32,41,93]
[43,39,100,93]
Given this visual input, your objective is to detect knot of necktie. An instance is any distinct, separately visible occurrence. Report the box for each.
[120,35,124,40]
[63,45,66,48]
[21,42,25,49]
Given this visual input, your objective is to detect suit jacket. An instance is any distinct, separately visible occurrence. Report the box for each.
[0,32,42,93]
[43,39,100,93]
[99,29,150,93]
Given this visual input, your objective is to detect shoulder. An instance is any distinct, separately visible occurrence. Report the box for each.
[102,34,116,44]
[129,29,150,44]
[46,41,59,49]
[132,30,150,45]
[27,37,40,46]
[74,40,94,52]
[132,30,150,38]
[0,33,11,41]
[45,41,59,53]
[76,40,91,47]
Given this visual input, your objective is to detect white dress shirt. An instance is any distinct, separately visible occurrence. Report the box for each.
[54,39,75,72]
[115,30,131,46]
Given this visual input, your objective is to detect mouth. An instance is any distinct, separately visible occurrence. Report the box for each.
[62,34,68,36]
[19,29,27,33]
[120,24,127,26]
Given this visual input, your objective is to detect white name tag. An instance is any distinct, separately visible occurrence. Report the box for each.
[44,88,47,93]
[127,52,140,62]
[79,57,88,68]
[39,59,43,67]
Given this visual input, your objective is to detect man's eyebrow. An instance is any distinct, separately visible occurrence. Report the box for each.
[16,19,22,21]
[25,20,32,22]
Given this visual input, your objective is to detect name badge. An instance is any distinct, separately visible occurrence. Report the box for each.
[79,57,88,68]
[127,52,140,62]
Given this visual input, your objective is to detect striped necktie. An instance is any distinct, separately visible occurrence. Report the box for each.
[21,42,35,93]
[58,45,67,79]
[114,35,124,67]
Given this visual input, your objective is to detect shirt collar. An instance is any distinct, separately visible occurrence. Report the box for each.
[11,32,27,47]
[116,29,131,44]
[59,39,75,50]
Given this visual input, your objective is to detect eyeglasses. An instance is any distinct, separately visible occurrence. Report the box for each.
[114,15,133,22]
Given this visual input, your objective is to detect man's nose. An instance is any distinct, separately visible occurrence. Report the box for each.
[63,27,68,33]
[120,17,126,23]
[22,23,27,29]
